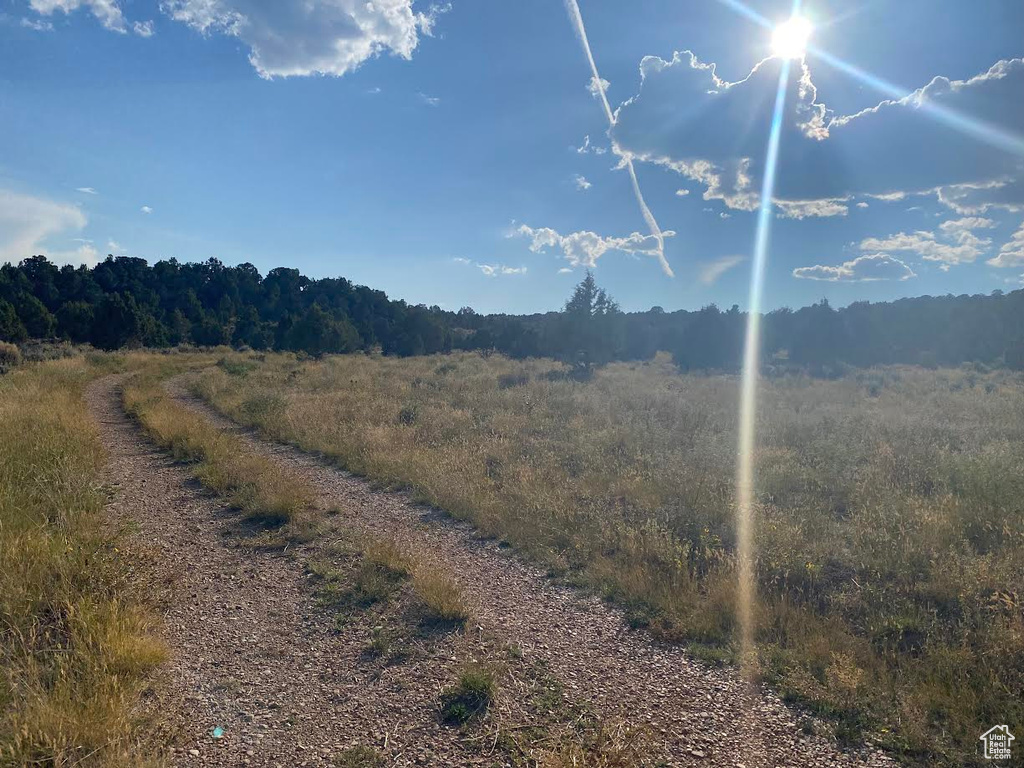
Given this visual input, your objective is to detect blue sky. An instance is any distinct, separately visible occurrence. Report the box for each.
[2,0,1023,314]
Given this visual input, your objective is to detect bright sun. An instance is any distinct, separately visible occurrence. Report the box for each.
[771,16,812,59]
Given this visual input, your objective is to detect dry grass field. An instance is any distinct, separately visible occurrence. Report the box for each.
[0,354,166,767]
[193,350,1024,765]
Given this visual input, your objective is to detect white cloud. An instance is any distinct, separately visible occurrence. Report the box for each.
[856,201,869,208]
[514,224,675,270]
[418,92,440,106]
[133,19,154,37]
[575,135,607,155]
[29,0,127,32]
[563,0,672,277]
[860,219,993,265]
[987,221,1024,268]
[46,243,101,268]
[938,216,995,235]
[140,205,153,214]
[675,188,690,197]
[718,212,731,219]
[452,257,526,277]
[587,76,610,98]
[478,264,527,277]
[776,198,850,219]
[698,255,745,285]
[21,16,54,30]
[612,53,1024,215]
[367,86,382,94]
[76,186,98,195]
[0,188,87,263]
[876,192,909,201]
[573,174,592,191]
[793,253,917,282]
[160,0,445,78]
[937,178,1024,215]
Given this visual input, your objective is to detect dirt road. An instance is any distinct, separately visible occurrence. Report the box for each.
[88,372,893,766]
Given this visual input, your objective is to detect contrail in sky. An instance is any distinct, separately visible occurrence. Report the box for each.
[563,0,675,278]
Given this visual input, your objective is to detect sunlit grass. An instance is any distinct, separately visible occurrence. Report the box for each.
[123,365,312,530]
[0,356,166,767]
[193,350,1024,764]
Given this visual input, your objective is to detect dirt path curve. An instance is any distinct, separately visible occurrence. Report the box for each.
[88,375,478,767]
[166,375,894,768]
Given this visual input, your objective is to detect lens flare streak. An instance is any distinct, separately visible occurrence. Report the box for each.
[735,56,793,664]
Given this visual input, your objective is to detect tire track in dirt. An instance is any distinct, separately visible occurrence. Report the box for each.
[166,374,895,768]
[88,375,481,767]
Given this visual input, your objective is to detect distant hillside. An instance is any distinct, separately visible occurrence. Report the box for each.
[2,254,1023,371]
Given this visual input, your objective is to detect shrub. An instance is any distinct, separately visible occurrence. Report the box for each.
[398,405,418,425]
[218,356,258,377]
[0,341,21,371]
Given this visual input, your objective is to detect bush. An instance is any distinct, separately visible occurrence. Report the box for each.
[0,341,21,371]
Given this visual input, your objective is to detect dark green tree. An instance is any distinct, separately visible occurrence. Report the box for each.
[56,301,95,343]
[558,272,622,371]
[14,293,57,338]
[0,299,28,342]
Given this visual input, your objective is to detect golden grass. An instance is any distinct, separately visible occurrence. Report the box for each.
[193,351,1024,765]
[411,564,471,625]
[0,356,166,767]
[122,366,312,530]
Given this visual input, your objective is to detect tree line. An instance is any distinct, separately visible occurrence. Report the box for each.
[2,254,1023,371]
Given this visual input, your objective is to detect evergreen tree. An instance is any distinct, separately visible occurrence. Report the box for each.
[56,301,95,343]
[0,299,27,342]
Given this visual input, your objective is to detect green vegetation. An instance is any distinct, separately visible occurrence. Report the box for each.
[0,356,165,766]
[333,745,385,767]
[194,350,1024,765]
[4,253,1024,370]
[440,666,497,725]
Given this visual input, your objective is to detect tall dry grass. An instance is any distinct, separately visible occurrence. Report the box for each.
[193,351,1024,765]
[122,365,312,530]
[0,356,166,767]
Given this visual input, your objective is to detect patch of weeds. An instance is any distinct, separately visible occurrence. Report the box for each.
[364,539,411,577]
[537,719,651,767]
[346,560,406,609]
[412,565,471,627]
[397,405,418,426]
[240,392,288,425]
[363,625,410,664]
[218,357,258,377]
[311,541,411,615]
[498,372,529,389]
[440,666,496,725]
[334,745,385,767]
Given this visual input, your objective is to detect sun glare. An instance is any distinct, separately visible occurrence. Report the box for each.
[771,15,812,59]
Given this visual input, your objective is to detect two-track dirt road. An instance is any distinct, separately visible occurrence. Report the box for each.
[88,373,893,767]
